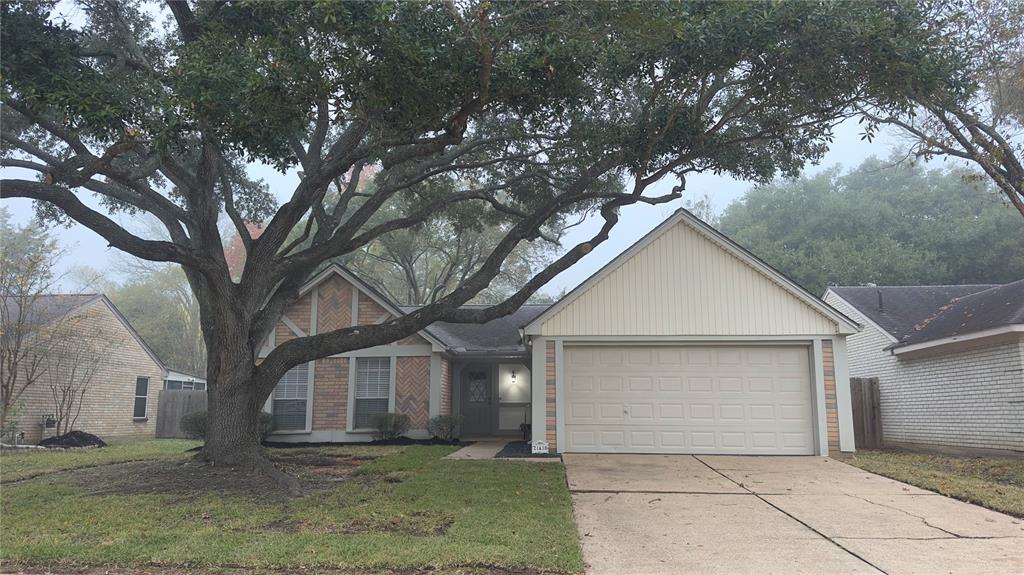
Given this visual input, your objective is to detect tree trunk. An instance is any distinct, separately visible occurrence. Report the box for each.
[197,344,302,495]
[200,373,266,467]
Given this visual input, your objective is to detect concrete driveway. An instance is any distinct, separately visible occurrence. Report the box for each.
[565,454,1024,575]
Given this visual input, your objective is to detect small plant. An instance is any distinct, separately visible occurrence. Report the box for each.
[370,412,411,441]
[427,414,462,441]
[180,410,273,441]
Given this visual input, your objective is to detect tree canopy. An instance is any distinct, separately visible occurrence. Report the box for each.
[0,0,973,467]
[718,156,1024,295]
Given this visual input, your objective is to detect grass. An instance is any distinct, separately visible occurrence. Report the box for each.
[0,441,584,574]
[837,448,1024,518]
[0,438,201,483]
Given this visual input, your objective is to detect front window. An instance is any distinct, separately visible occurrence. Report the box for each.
[354,358,390,429]
[272,363,310,431]
[133,377,149,419]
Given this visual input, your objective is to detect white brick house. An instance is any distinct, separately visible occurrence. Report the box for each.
[825,282,1024,456]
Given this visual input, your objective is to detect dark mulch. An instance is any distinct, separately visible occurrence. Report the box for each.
[494,441,561,459]
[39,431,107,449]
[263,436,471,449]
[65,450,380,500]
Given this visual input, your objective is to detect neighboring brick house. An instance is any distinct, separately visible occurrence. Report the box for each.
[3,294,166,444]
[825,281,1024,456]
[267,208,859,456]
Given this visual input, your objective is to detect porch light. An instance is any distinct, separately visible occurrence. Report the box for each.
[510,370,517,384]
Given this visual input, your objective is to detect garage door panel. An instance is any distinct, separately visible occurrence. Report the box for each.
[564,345,814,455]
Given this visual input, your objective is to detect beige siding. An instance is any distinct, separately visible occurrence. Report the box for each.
[540,220,839,337]
[10,300,164,444]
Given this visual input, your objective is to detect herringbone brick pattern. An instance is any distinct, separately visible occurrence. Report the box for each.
[317,275,352,333]
[396,357,431,429]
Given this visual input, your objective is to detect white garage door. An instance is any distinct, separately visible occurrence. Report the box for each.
[564,345,815,454]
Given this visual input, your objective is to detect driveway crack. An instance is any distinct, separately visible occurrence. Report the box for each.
[846,494,962,538]
[693,455,889,575]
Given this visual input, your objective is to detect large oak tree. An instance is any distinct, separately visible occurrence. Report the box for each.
[1,0,964,472]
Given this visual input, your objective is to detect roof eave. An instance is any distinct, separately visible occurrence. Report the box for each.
[526,209,861,336]
[890,324,1024,355]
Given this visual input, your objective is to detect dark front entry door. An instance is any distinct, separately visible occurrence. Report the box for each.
[461,367,493,436]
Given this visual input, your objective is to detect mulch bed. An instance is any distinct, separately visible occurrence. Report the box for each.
[65,449,380,500]
[494,441,561,459]
[39,430,107,449]
[263,436,471,449]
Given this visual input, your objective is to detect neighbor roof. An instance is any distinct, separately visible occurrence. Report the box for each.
[891,278,1024,348]
[827,285,998,341]
[400,304,548,354]
[1,293,167,375]
[1,294,104,327]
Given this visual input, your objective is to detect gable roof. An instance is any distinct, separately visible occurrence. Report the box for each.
[524,208,859,336]
[400,304,547,355]
[2,293,104,327]
[826,284,999,342]
[1,293,167,376]
[299,263,448,349]
[889,278,1024,350]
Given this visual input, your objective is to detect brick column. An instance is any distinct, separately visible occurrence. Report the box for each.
[545,340,557,451]
[822,340,840,453]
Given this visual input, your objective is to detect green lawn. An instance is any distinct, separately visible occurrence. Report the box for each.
[0,441,583,574]
[0,438,201,483]
[837,449,1024,518]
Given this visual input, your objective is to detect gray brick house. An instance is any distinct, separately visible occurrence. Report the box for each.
[824,280,1024,456]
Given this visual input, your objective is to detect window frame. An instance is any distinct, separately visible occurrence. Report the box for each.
[268,362,314,434]
[133,377,149,420]
[349,356,396,432]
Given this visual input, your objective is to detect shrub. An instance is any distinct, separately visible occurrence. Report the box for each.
[180,410,273,441]
[370,412,411,441]
[427,414,462,441]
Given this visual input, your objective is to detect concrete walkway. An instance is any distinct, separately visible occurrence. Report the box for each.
[445,438,559,462]
[565,454,1024,575]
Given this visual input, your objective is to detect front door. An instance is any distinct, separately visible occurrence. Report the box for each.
[461,367,493,436]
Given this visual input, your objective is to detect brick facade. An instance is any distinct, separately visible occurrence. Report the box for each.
[396,356,430,429]
[440,357,452,416]
[270,270,441,436]
[10,299,165,444]
[545,340,557,450]
[826,291,1024,453]
[312,357,348,430]
[822,340,840,453]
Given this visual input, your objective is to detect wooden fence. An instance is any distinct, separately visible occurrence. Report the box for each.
[155,389,207,438]
[850,377,882,449]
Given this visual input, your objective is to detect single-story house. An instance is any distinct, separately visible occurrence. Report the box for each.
[164,369,207,391]
[2,294,167,444]
[824,282,1024,456]
[265,209,859,456]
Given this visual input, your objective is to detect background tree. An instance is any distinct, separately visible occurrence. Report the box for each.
[0,208,65,437]
[861,0,1024,216]
[1,1,967,474]
[718,156,1024,294]
[108,262,205,375]
[345,209,560,306]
